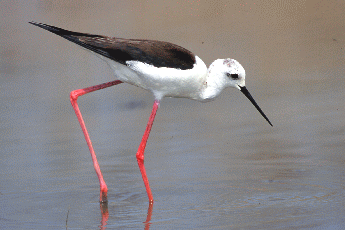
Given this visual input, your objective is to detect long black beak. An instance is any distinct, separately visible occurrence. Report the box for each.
[239,86,273,126]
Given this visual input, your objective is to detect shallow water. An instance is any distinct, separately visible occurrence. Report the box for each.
[1,0,344,229]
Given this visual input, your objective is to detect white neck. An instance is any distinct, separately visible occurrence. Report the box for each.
[198,59,228,102]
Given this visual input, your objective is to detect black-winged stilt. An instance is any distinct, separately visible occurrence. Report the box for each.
[29,22,272,204]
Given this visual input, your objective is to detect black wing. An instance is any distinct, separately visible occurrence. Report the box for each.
[29,22,196,70]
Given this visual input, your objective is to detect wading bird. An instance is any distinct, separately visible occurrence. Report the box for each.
[29,22,272,204]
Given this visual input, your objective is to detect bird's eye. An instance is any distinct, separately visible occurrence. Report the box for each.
[227,73,239,79]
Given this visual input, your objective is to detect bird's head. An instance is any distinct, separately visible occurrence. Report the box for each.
[221,58,246,90]
[209,58,272,126]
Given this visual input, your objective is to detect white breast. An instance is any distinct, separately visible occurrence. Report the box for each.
[107,56,208,101]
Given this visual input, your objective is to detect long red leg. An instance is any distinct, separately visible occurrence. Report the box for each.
[70,80,123,203]
[136,100,160,204]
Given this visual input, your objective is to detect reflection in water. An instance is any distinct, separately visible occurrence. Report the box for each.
[99,202,153,230]
[144,203,153,230]
[99,202,109,230]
